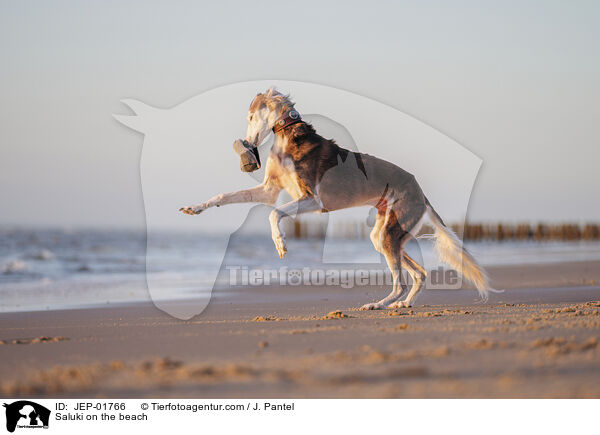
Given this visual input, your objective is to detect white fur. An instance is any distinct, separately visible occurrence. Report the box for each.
[427,206,501,300]
[245,107,276,146]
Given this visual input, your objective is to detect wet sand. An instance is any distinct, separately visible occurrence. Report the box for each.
[0,260,599,398]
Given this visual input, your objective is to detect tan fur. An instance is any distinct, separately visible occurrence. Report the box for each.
[427,206,497,301]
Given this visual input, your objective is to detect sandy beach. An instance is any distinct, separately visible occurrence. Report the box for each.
[0,260,599,398]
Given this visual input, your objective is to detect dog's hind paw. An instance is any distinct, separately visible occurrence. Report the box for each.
[389,301,411,309]
[360,302,385,311]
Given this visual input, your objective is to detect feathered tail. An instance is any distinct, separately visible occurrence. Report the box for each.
[425,200,501,301]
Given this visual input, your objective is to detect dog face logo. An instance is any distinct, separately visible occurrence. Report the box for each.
[3,401,50,432]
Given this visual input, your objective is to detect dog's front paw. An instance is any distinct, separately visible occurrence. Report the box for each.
[360,302,385,311]
[389,300,411,309]
[179,204,206,215]
[273,235,287,259]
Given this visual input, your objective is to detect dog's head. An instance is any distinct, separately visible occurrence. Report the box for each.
[239,87,295,173]
[245,87,294,148]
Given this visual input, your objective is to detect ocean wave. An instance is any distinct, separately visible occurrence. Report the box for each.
[1,260,29,274]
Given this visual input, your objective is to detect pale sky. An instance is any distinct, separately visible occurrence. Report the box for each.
[1,1,599,229]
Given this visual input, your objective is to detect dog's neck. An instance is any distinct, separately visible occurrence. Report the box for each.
[273,121,320,159]
[272,109,302,133]
[273,126,295,153]
[271,108,299,148]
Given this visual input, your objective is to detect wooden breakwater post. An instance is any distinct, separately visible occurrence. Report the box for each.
[283,218,600,242]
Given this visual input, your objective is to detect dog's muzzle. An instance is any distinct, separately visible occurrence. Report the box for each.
[233,139,261,172]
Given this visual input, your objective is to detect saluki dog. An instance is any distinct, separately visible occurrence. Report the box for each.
[181,88,495,309]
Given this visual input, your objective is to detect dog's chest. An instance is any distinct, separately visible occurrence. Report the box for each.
[270,151,310,200]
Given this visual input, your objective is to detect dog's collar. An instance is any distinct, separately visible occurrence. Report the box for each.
[272,110,302,133]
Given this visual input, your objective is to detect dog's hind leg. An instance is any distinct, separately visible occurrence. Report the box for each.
[368,209,386,254]
[359,251,405,310]
[389,253,426,308]
[360,209,410,310]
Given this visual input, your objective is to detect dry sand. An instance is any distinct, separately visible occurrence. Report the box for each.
[1,260,599,398]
